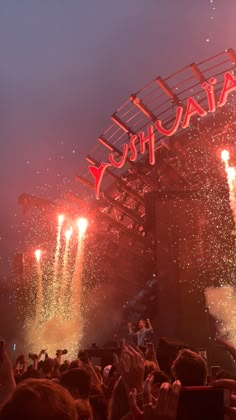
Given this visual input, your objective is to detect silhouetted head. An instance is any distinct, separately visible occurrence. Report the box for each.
[0,378,77,420]
[61,368,91,400]
[172,349,207,386]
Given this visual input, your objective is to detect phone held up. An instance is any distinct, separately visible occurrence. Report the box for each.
[177,386,230,420]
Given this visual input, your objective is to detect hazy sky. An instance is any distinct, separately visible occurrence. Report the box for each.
[0,0,235,275]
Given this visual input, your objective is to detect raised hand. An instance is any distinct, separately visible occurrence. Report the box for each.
[119,345,145,393]
[0,348,16,407]
[146,318,153,330]
[129,376,181,420]
[145,344,160,370]
[28,353,38,361]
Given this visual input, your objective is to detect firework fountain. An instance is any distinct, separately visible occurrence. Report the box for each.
[71,218,88,318]
[59,227,72,311]
[51,214,64,314]
[26,217,88,357]
[205,150,236,346]
[34,249,43,324]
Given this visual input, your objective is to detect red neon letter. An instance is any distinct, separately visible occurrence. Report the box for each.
[155,106,183,136]
[109,144,128,168]
[139,125,155,165]
[218,72,236,107]
[89,163,111,199]
[129,135,138,162]
[202,77,217,112]
[182,97,207,128]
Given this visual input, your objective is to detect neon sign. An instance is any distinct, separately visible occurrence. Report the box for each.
[88,72,236,199]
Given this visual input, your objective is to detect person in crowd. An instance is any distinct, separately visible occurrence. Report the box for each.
[0,348,16,409]
[171,348,208,386]
[145,342,160,373]
[60,360,71,376]
[144,360,159,379]
[41,357,55,379]
[0,378,77,420]
[127,318,154,348]
[128,377,181,420]
[17,368,41,383]
[89,383,108,420]
[112,342,180,420]
[3,335,236,419]
[151,370,170,399]
[75,399,93,419]
[61,368,92,400]
[13,354,27,382]
[110,376,130,420]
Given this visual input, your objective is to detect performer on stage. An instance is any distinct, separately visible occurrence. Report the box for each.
[127,318,153,348]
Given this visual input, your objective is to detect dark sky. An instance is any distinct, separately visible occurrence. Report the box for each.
[0,0,235,276]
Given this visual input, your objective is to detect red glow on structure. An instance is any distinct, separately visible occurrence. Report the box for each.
[218,72,236,107]
[139,125,155,165]
[35,249,42,263]
[88,163,111,200]
[202,78,217,113]
[109,144,129,168]
[129,135,138,162]
[181,97,207,129]
[88,70,236,198]
[221,150,230,162]
[77,217,88,235]
[155,106,183,136]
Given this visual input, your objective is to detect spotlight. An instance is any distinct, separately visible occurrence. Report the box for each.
[65,228,72,240]
[35,249,42,263]
[77,217,88,234]
[58,214,65,224]
[221,150,230,162]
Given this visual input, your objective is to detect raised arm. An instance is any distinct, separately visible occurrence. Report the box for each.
[0,348,16,408]
[146,318,153,332]
[29,349,47,370]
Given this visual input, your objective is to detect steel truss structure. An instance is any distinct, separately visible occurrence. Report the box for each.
[19,48,236,291]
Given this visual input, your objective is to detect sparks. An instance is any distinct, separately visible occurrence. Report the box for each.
[58,214,65,225]
[65,228,72,240]
[227,166,236,183]
[77,218,88,235]
[221,150,230,163]
[35,249,42,263]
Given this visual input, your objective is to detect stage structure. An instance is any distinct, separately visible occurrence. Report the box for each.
[18,49,236,348]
